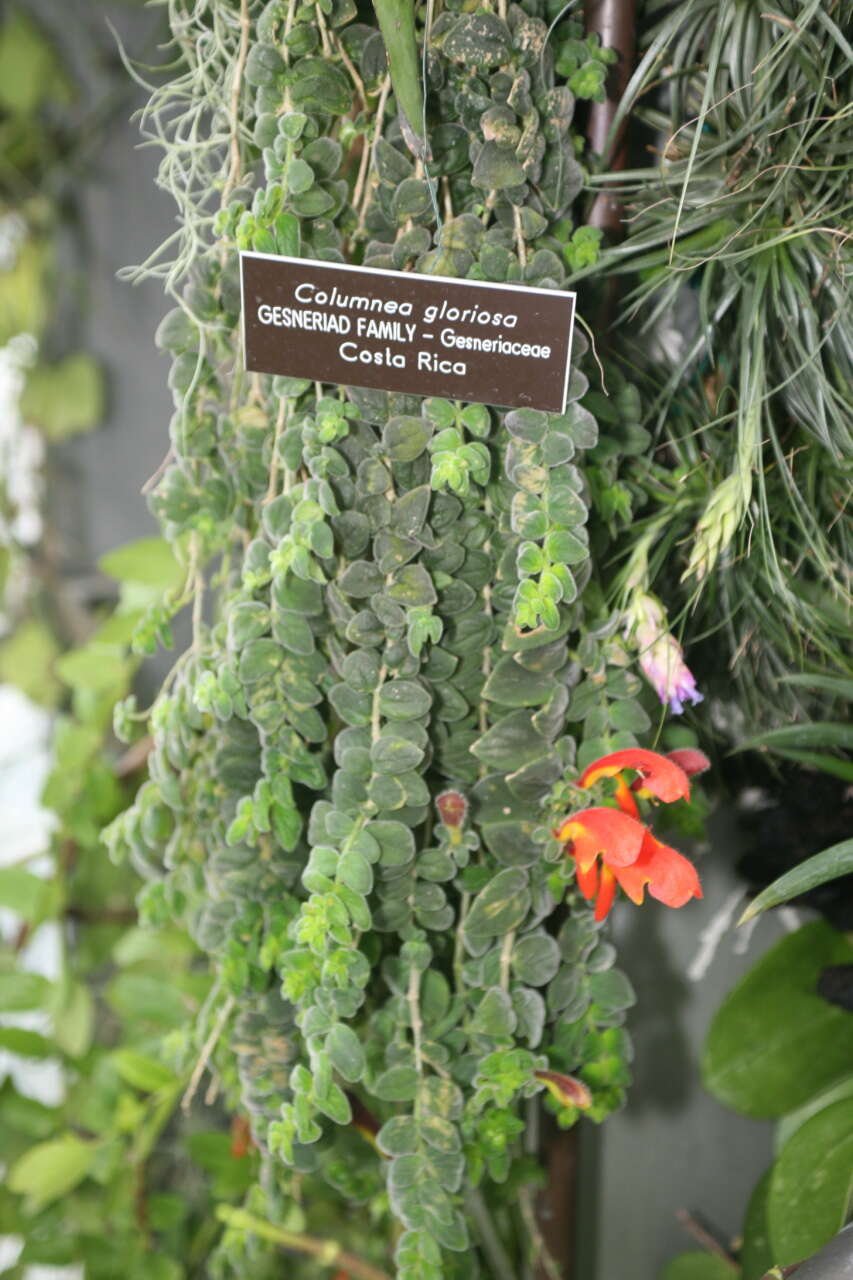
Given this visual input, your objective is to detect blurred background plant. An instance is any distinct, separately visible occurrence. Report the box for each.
[0,8,237,1277]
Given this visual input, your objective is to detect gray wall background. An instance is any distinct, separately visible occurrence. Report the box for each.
[42,5,783,1275]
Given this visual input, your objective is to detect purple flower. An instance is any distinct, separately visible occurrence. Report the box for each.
[627,594,704,715]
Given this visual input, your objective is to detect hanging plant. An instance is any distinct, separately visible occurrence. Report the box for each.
[109,1,709,1275]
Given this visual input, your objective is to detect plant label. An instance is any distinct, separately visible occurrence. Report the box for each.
[241,252,577,412]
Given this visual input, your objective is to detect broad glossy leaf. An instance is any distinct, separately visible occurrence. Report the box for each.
[660,1255,735,1280]
[703,923,853,1117]
[769,1098,853,1267]
[740,1168,774,1280]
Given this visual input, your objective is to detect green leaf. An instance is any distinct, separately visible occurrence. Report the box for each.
[588,969,636,1014]
[112,1050,177,1092]
[472,141,526,190]
[471,987,516,1037]
[378,1115,418,1156]
[339,559,385,597]
[99,538,183,591]
[0,971,52,1012]
[53,980,95,1058]
[443,13,511,67]
[482,656,556,707]
[768,1098,853,1267]
[371,734,425,774]
[56,644,130,694]
[419,1113,461,1153]
[703,922,853,1117]
[775,1073,853,1154]
[740,1168,774,1280]
[660,1255,735,1280]
[0,618,62,706]
[736,722,853,752]
[0,1027,54,1058]
[337,851,373,895]
[511,934,561,987]
[369,820,415,867]
[464,868,531,939]
[471,710,550,772]
[326,1023,366,1083]
[21,354,104,439]
[780,673,853,700]
[8,1134,96,1211]
[378,680,432,721]
[287,57,351,115]
[387,564,437,608]
[739,839,853,924]
[383,415,432,462]
[372,1064,418,1101]
[286,157,315,194]
[0,866,57,922]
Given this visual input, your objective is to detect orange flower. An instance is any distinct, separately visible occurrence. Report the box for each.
[556,747,706,920]
[557,809,702,920]
[605,828,703,911]
[579,747,691,805]
[556,806,649,921]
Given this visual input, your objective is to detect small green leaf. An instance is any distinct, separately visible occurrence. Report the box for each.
[512,934,561,987]
[0,972,52,1012]
[372,1064,418,1101]
[371,734,425,774]
[326,1023,366,1083]
[471,987,516,1037]
[112,1050,177,1092]
[21,353,104,439]
[99,537,183,591]
[0,866,57,922]
[588,969,636,1014]
[8,1134,96,1211]
[0,1027,54,1058]
[464,869,531,939]
[337,851,373,895]
[378,680,432,721]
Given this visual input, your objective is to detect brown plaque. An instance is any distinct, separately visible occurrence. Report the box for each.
[241,252,577,412]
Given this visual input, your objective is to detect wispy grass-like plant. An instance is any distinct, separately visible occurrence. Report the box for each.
[575,0,852,720]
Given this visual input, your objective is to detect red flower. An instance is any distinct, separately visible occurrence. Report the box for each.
[534,1069,593,1110]
[665,747,710,778]
[579,747,691,804]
